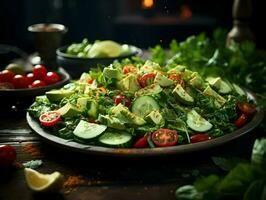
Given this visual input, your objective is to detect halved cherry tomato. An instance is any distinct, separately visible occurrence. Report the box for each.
[152,128,178,147]
[30,80,46,88]
[123,65,137,74]
[137,73,156,88]
[237,102,256,116]
[39,111,61,127]
[190,134,210,143]
[0,70,15,83]
[168,73,185,87]
[33,64,47,80]
[12,74,29,88]
[0,145,16,168]
[133,134,149,148]
[114,94,131,107]
[234,114,248,128]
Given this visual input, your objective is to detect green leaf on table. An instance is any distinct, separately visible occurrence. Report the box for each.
[175,185,203,200]
[251,137,266,166]
[243,179,265,200]
[211,156,248,171]
[23,160,43,169]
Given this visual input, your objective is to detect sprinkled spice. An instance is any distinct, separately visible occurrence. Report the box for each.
[22,143,41,157]
[63,175,85,187]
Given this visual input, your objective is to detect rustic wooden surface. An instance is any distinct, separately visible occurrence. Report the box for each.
[0,107,261,200]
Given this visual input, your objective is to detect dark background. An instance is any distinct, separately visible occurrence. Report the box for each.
[0,0,265,56]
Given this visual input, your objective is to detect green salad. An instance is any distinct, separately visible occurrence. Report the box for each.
[66,39,133,58]
[28,60,257,148]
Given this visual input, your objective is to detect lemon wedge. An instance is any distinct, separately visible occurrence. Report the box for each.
[87,40,123,58]
[24,168,64,193]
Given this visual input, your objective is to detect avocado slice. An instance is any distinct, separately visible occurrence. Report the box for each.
[206,77,232,94]
[117,74,140,93]
[154,73,174,87]
[189,73,206,91]
[172,84,194,105]
[103,67,122,79]
[98,114,126,130]
[46,89,74,102]
[57,103,81,117]
[135,84,162,97]
[232,83,246,96]
[145,110,165,126]
[79,72,92,83]
[140,60,161,74]
[203,86,226,106]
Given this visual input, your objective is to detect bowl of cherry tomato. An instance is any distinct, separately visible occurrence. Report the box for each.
[0,64,70,110]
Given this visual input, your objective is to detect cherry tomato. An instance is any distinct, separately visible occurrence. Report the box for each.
[133,134,149,148]
[32,65,47,80]
[114,94,131,107]
[168,73,185,87]
[12,74,29,88]
[0,145,16,168]
[137,73,156,88]
[87,79,93,84]
[234,114,248,128]
[30,80,46,88]
[237,102,256,116]
[26,73,36,84]
[44,71,60,85]
[190,134,210,143]
[0,70,15,83]
[152,128,178,147]
[123,65,137,74]
[39,111,61,127]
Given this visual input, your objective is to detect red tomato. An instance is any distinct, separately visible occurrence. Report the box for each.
[87,79,93,84]
[237,102,256,116]
[32,65,47,80]
[39,111,61,127]
[114,95,131,107]
[168,73,185,87]
[234,114,248,128]
[190,134,210,143]
[30,80,46,88]
[26,73,36,84]
[44,72,60,85]
[12,74,29,88]
[133,134,149,148]
[152,128,178,147]
[123,65,137,74]
[0,70,15,83]
[0,145,16,168]
[137,73,156,88]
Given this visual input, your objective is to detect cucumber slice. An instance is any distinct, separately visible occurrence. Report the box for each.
[132,96,160,118]
[98,132,132,148]
[186,110,213,132]
[73,120,107,140]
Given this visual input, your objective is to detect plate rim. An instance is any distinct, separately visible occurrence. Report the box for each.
[26,91,264,157]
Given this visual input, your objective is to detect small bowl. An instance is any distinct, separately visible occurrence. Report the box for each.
[0,67,70,111]
[56,45,142,79]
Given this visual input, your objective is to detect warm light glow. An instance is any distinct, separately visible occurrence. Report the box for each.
[179,4,192,20]
[141,0,155,9]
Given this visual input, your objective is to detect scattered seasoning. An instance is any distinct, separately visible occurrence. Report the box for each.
[63,175,86,195]
[22,144,42,157]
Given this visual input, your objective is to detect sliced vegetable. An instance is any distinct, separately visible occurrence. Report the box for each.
[132,96,160,118]
[137,72,156,88]
[39,111,61,127]
[190,134,210,143]
[73,120,107,140]
[133,134,149,148]
[237,102,257,116]
[186,110,213,132]
[114,94,131,107]
[234,114,248,128]
[152,128,178,147]
[98,131,132,148]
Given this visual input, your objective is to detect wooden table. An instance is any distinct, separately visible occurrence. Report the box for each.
[0,107,262,200]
